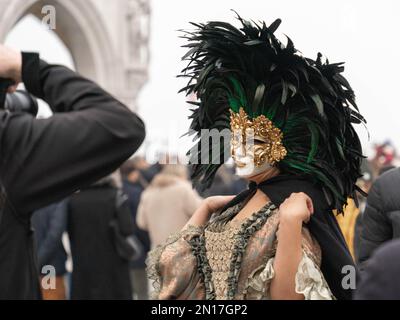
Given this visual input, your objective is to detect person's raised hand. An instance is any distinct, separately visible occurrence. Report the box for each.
[279,192,314,224]
[0,45,22,92]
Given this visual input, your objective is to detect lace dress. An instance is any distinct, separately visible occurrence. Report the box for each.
[147,201,334,300]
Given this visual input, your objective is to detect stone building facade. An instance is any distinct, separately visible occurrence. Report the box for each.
[0,0,150,110]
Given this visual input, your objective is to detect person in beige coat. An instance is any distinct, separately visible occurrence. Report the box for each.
[136,164,203,248]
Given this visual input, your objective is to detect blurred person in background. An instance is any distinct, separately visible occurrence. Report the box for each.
[370,141,396,177]
[32,200,68,300]
[136,164,203,248]
[358,166,400,267]
[67,173,135,299]
[121,158,151,300]
[140,153,166,184]
[377,164,396,176]
[198,165,247,198]
[336,159,373,260]
[354,238,400,300]
[353,160,374,263]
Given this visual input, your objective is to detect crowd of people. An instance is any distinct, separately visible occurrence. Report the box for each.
[32,159,248,300]
[31,140,400,300]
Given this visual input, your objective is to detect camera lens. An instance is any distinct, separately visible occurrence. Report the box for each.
[4,91,39,116]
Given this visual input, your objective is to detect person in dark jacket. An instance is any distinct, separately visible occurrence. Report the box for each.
[198,165,240,198]
[31,200,68,300]
[358,167,400,266]
[0,45,145,299]
[354,238,400,299]
[68,175,135,300]
[121,159,151,299]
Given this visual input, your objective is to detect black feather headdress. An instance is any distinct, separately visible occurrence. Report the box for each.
[179,12,366,213]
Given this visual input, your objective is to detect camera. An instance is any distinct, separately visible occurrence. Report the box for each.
[0,78,38,116]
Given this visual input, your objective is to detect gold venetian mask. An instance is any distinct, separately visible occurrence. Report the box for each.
[230,107,287,170]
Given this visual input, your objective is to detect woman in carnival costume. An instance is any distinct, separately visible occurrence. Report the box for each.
[147,13,366,300]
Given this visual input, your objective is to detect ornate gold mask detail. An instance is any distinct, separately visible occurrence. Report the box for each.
[230,107,287,166]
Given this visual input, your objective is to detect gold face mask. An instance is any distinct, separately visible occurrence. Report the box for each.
[230,107,287,170]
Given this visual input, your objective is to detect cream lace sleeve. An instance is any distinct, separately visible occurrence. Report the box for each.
[146,225,205,300]
[245,251,333,300]
[244,227,334,300]
[294,251,333,299]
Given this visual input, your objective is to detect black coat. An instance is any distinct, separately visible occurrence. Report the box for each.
[31,201,68,275]
[354,238,400,299]
[0,53,145,299]
[122,179,150,269]
[358,168,400,265]
[68,184,134,300]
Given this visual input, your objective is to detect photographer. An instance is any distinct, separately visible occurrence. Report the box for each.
[0,45,145,299]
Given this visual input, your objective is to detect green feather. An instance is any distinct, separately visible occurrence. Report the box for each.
[229,76,247,111]
[307,123,320,163]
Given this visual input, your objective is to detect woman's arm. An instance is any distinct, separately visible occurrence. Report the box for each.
[270,192,314,300]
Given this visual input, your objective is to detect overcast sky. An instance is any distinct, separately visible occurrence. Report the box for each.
[5,0,400,158]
